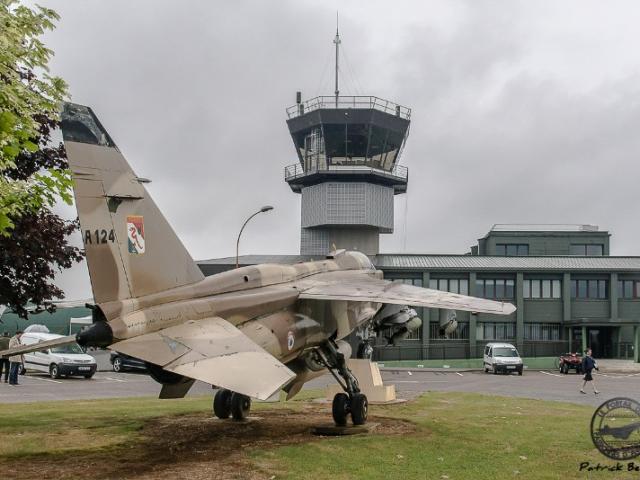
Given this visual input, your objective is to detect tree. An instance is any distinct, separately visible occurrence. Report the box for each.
[0,0,71,233]
[0,1,84,318]
[0,210,83,319]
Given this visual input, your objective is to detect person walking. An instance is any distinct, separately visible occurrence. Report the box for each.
[0,333,10,383]
[8,331,24,386]
[580,348,599,395]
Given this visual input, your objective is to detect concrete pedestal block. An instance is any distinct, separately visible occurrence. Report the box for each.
[325,359,396,403]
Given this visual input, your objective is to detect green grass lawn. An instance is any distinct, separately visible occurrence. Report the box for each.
[255,393,626,480]
[0,392,632,480]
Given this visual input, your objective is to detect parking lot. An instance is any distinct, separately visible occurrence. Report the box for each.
[1,366,638,406]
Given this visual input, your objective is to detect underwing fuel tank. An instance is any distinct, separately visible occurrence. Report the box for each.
[372,304,422,345]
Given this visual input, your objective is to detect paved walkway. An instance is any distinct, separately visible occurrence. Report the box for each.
[595,359,640,372]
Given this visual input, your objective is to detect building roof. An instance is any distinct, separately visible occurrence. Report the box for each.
[375,255,640,271]
[198,254,640,272]
[489,224,602,233]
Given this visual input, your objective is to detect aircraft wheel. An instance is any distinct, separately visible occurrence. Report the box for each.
[350,393,368,425]
[230,392,251,421]
[332,393,349,426]
[213,389,232,419]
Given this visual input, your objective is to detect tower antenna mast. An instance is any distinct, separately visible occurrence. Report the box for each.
[333,12,341,107]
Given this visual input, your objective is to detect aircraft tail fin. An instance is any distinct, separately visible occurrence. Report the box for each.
[60,103,204,304]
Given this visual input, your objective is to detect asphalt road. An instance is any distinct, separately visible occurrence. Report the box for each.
[1,367,638,407]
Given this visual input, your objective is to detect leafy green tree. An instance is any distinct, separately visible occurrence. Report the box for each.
[0,1,84,318]
[1,0,71,232]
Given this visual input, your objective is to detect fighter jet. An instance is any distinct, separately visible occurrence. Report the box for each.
[1,103,515,426]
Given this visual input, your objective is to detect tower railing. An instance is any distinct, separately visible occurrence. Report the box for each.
[284,162,408,182]
[286,96,411,120]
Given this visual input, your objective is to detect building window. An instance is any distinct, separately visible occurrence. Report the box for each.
[570,279,608,299]
[428,278,469,295]
[569,244,604,256]
[495,244,529,256]
[392,278,423,288]
[524,323,560,341]
[618,280,640,299]
[475,279,515,300]
[429,322,469,340]
[476,322,515,341]
[523,279,562,299]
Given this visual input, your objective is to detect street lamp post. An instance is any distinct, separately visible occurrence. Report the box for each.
[236,206,274,268]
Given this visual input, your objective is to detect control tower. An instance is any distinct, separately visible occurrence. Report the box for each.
[284,29,411,256]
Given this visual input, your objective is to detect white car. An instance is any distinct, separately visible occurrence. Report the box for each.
[21,331,97,379]
[483,342,523,375]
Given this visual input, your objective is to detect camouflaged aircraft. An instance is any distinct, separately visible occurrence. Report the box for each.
[1,103,515,426]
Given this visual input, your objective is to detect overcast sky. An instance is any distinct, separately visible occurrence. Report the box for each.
[40,0,640,300]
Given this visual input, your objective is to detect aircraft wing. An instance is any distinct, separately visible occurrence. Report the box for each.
[110,317,296,400]
[0,335,77,358]
[296,272,516,315]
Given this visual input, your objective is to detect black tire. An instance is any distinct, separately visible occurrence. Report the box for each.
[84,374,94,379]
[518,368,523,376]
[492,365,498,375]
[213,389,232,419]
[49,364,60,379]
[19,365,26,375]
[230,392,251,421]
[332,393,350,426]
[350,393,368,425]
[112,357,123,373]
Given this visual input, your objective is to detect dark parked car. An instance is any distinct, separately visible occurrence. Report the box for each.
[110,352,147,373]
[558,352,583,374]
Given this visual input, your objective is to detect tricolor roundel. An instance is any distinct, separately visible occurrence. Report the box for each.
[127,215,145,254]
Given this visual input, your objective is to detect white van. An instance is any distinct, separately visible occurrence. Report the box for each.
[21,327,97,379]
[483,342,523,375]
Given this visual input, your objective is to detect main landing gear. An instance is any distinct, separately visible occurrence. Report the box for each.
[317,340,368,426]
[213,388,251,421]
